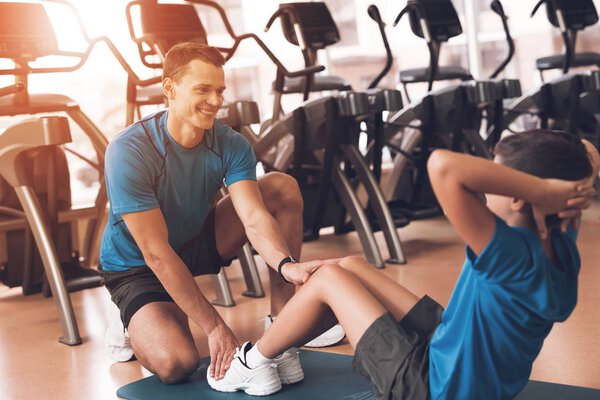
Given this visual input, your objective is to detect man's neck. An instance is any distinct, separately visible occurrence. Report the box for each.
[166,114,205,149]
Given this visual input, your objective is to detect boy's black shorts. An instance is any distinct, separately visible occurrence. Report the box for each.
[352,295,444,400]
[101,208,233,328]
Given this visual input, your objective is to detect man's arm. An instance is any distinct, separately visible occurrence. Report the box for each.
[121,208,238,380]
[226,179,325,285]
[427,150,592,255]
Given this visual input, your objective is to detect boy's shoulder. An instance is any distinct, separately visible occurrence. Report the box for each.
[468,217,537,281]
[470,216,579,283]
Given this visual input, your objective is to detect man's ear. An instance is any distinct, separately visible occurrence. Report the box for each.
[510,197,527,212]
[162,78,175,99]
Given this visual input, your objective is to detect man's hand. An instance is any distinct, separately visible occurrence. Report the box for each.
[533,178,595,238]
[281,258,340,286]
[207,323,240,381]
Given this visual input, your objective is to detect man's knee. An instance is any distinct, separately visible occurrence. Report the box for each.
[260,172,303,212]
[153,351,200,384]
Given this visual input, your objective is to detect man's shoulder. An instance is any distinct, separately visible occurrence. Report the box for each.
[213,120,253,152]
[213,119,242,139]
[108,112,167,158]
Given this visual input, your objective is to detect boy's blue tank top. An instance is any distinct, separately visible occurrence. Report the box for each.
[100,110,256,272]
[429,217,580,399]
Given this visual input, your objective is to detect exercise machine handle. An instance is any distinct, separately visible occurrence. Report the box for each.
[0,83,25,98]
[489,0,515,79]
[367,5,394,89]
[185,0,323,79]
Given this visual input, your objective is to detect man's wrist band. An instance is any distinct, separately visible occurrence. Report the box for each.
[277,256,297,284]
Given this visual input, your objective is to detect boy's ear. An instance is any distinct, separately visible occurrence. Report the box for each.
[510,197,527,212]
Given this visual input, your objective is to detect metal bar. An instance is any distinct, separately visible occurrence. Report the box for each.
[211,269,235,307]
[332,166,385,269]
[238,244,265,298]
[384,129,423,200]
[340,145,406,264]
[14,186,81,345]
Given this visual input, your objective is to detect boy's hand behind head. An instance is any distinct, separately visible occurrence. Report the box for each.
[581,139,600,180]
[533,179,596,239]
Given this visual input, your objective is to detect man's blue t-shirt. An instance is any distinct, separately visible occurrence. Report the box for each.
[99,110,257,272]
[429,217,580,400]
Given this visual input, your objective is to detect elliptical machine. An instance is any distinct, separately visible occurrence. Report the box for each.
[381,0,521,213]
[503,0,600,147]
[393,0,473,103]
[0,0,162,345]
[263,2,352,122]
[531,0,600,80]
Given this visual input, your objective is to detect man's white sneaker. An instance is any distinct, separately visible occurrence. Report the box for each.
[207,342,282,396]
[274,348,304,384]
[104,301,134,362]
[264,315,346,348]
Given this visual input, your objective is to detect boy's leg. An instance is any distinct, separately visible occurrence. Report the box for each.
[214,172,301,314]
[337,256,420,320]
[257,263,389,358]
[127,302,200,384]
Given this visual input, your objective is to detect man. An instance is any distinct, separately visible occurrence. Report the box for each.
[100,42,342,384]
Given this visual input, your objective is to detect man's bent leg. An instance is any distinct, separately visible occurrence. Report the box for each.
[128,302,200,384]
[215,172,303,314]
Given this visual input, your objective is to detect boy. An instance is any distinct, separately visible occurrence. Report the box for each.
[207,130,598,399]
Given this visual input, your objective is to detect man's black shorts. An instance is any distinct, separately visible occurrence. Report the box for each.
[352,295,444,400]
[101,208,233,328]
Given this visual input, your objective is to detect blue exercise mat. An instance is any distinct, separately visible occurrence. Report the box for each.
[117,350,600,400]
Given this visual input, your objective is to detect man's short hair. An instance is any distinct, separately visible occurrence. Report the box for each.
[162,42,225,82]
[494,130,593,181]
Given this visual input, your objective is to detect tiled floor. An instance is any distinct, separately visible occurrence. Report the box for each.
[1,201,599,399]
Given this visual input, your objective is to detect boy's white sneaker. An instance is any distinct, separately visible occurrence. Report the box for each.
[274,348,304,384]
[264,314,346,348]
[104,301,134,362]
[207,342,282,396]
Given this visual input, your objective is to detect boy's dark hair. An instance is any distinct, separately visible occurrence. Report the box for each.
[495,130,593,181]
[162,42,225,82]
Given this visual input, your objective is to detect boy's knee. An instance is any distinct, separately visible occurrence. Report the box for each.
[312,263,347,283]
[337,255,368,271]
[154,352,200,384]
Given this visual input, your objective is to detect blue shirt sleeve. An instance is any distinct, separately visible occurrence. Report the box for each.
[105,139,159,216]
[223,130,257,186]
[466,217,533,283]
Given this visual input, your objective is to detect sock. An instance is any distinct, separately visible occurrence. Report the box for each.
[245,341,273,369]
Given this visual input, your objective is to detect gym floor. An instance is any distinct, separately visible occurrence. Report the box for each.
[1,200,599,400]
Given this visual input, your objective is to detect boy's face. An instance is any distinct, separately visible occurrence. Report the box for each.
[485,192,512,220]
[165,59,225,132]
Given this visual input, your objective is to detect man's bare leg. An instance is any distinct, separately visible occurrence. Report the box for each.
[128,302,200,384]
[215,172,303,314]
